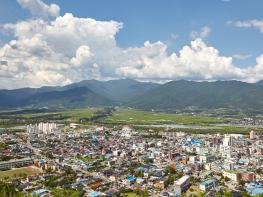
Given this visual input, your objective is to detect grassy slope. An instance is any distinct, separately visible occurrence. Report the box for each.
[0,167,42,180]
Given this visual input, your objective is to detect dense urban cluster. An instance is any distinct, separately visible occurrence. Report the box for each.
[0,122,263,197]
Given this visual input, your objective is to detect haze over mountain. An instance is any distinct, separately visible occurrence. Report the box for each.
[1,79,263,111]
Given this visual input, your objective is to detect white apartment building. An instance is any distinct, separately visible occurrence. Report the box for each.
[174,175,191,196]
[223,171,240,182]
[38,122,57,134]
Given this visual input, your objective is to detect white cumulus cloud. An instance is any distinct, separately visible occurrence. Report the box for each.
[17,0,60,18]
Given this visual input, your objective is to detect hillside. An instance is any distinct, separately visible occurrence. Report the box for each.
[1,79,263,111]
[0,87,114,109]
[0,79,158,109]
[129,80,263,110]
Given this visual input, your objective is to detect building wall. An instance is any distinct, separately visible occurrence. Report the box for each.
[0,158,32,170]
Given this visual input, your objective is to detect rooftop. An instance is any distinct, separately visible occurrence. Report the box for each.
[200,179,215,186]
[174,175,190,185]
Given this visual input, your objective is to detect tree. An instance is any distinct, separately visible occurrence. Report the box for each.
[196,191,206,197]
[224,176,230,182]
[165,166,176,174]
[51,188,85,197]
[256,168,263,174]
[239,180,246,186]
[0,181,25,197]
[135,170,144,178]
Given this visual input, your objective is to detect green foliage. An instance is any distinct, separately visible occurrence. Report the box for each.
[165,166,176,174]
[256,168,263,174]
[0,155,13,162]
[0,143,7,149]
[224,176,231,182]
[195,191,206,197]
[134,170,144,178]
[0,181,29,197]
[2,79,263,113]
[121,189,149,197]
[51,188,85,197]
[130,80,263,111]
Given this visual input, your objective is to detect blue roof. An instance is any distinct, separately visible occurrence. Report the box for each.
[127,176,136,182]
[31,189,49,196]
[247,188,263,195]
[90,191,101,197]
[238,158,249,164]
[246,182,262,188]
[191,139,203,145]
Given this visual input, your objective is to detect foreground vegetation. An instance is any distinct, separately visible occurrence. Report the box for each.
[0,181,30,197]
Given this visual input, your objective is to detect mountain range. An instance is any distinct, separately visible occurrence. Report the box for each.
[1,79,263,111]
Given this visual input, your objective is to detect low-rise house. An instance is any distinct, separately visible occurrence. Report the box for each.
[31,189,50,197]
[241,172,256,182]
[154,177,168,190]
[246,182,263,196]
[199,179,216,191]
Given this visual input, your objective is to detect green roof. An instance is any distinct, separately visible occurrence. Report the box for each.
[200,179,215,186]
[203,170,213,176]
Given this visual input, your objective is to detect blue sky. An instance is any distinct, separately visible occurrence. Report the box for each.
[0,0,263,88]
[1,0,262,66]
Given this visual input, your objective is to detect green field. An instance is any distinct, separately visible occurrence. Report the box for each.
[0,108,102,128]
[1,107,260,134]
[19,108,100,121]
[103,108,228,125]
[0,107,237,127]
[121,192,141,197]
[0,166,42,180]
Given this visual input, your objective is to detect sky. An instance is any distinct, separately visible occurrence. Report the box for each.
[0,0,263,89]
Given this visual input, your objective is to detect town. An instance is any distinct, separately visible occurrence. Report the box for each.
[1,0,263,196]
[0,122,263,197]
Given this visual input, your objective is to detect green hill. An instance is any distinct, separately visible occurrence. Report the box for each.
[1,79,263,112]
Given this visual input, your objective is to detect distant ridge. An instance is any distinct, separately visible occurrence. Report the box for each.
[1,79,263,111]
[129,80,263,110]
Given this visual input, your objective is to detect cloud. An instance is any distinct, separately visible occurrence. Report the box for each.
[190,26,211,39]
[0,12,123,88]
[0,0,263,89]
[170,33,179,40]
[70,45,93,66]
[117,39,244,81]
[228,20,263,33]
[233,54,252,60]
[17,0,60,19]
